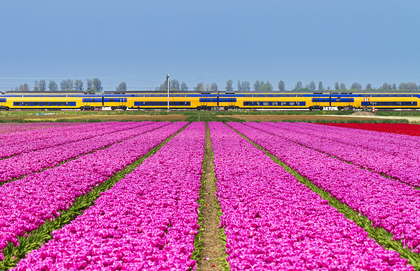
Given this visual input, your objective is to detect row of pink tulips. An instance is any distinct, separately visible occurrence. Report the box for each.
[0,122,131,159]
[13,122,205,270]
[210,122,411,270]
[0,122,187,258]
[228,122,420,253]
[278,122,420,162]
[0,122,89,147]
[249,122,420,187]
[0,123,71,134]
[0,121,157,183]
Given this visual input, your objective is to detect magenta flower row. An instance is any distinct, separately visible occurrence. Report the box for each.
[0,121,159,183]
[250,122,420,187]
[0,122,74,135]
[0,122,92,148]
[0,122,144,159]
[14,122,205,270]
[209,122,411,270]
[228,122,420,253]
[0,122,187,259]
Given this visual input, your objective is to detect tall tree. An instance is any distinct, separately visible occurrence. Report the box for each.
[241,81,250,91]
[19,83,30,91]
[237,80,242,92]
[318,81,323,90]
[92,78,103,91]
[48,81,58,91]
[74,80,84,91]
[334,82,339,90]
[60,80,68,90]
[181,82,188,91]
[260,81,273,91]
[295,81,302,90]
[392,83,397,90]
[116,82,127,92]
[225,80,233,91]
[366,83,372,90]
[210,83,218,91]
[66,79,74,90]
[38,80,46,91]
[278,80,285,91]
[340,83,346,90]
[194,82,204,92]
[254,80,261,91]
[350,82,362,90]
[170,79,180,90]
[14,87,18,91]
[309,81,316,91]
[87,79,93,90]
[382,83,389,90]
[33,81,39,91]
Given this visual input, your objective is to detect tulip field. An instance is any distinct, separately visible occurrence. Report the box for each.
[0,121,420,270]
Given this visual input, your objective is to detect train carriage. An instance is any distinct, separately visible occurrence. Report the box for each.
[0,91,102,111]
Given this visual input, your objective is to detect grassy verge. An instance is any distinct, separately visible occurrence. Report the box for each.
[228,125,420,270]
[0,124,188,270]
[206,125,231,271]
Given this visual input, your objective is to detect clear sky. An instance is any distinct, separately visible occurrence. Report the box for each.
[1,0,419,91]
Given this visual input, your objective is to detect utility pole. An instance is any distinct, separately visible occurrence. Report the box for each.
[166,74,169,110]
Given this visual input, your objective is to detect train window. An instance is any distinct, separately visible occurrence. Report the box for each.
[13,102,21,106]
[289,102,296,106]
[296,94,304,97]
[33,102,41,106]
[50,102,58,106]
[272,102,279,106]
[244,94,253,97]
[380,95,387,97]
[262,102,270,106]
[280,102,287,106]
[23,102,31,106]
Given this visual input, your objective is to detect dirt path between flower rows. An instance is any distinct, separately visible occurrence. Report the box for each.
[197,126,225,270]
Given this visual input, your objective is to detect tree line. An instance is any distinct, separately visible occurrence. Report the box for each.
[11,79,420,92]
[12,78,104,92]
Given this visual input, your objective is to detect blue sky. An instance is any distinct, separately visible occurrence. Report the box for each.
[1,0,419,91]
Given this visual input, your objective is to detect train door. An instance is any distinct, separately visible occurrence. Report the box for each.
[228,98,236,109]
[119,98,127,110]
[81,98,93,111]
[0,98,6,110]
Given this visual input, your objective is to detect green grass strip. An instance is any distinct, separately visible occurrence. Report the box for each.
[228,125,420,271]
[206,125,231,271]
[190,127,207,268]
[0,124,189,271]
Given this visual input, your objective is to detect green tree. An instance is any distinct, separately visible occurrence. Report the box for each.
[194,82,204,91]
[278,80,285,91]
[74,80,83,91]
[19,83,30,91]
[211,83,218,91]
[295,81,303,90]
[92,78,103,92]
[241,81,250,91]
[48,81,58,91]
[340,83,346,90]
[170,79,179,90]
[38,80,46,91]
[87,79,93,90]
[260,81,273,91]
[116,82,127,92]
[33,81,39,91]
[237,80,242,91]
[225,80,233,91]
[366,83,372,90]
[60,80,68,90]
[334,82,339,90]
[350,82,362,90]
[181,82,188,91]
[318,81,323,90]
[309,81,316,91]
[254,80,261,91]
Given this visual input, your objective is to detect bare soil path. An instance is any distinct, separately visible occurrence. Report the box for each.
[197,126,225,271]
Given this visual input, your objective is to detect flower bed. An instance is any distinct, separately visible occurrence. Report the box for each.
[320,123,420,136]
[13,122,205,270]
[210,122,412,270]
[0,121,160,183]
[228,122,420,254]
[247,122,420,187]
[0,122,146,159]
[0,122,187,259]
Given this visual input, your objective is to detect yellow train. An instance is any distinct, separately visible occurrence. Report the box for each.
[1,90,419,111]
[0,91,102,111]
